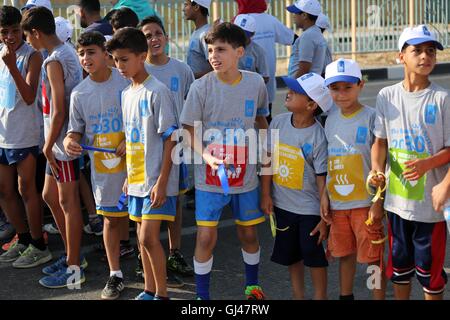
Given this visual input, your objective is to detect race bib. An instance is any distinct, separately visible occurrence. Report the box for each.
[126,141,145,185]
[93,132,125,174]
[388,148,427,201]
[205,143,247,188]
[328,154,367,201]
[273,143,304,190]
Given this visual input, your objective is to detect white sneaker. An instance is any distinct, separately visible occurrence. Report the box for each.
[43,223,60,235]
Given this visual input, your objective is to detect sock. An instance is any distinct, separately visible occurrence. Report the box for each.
[17,232,32,246]
[242,248,260,286]
[31,237,46,251]
[194,256,213,300]
[120,240,130,246]
[110,270,123,279]
[339,294,354,300]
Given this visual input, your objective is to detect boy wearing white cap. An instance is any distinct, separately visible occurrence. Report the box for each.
[233,14,269,83]
[371,25,450,300]
[183,0,212,79]
[286,0,327,78]
[322,58,386,300]
[261,72,331,300]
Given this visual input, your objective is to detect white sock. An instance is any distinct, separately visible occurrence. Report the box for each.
[110,270,123,278]
[89,214,97,219]
[242,248,260,265]
[193,256,213,275]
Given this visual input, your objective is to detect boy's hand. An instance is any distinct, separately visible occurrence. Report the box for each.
[260,194,274,216]
[122,179,128,196]
[403,158,430,181]
[116,140,126,157]
[63,138,83,157]
[43,143,61,177]
[203,151,224,171]
[368,201,384,224]
[150,179,167,209]
[368,170,386,189]
[320,192,331,225]
[2,45,17,70]
[310,219,329,244]
[432,180,450,212]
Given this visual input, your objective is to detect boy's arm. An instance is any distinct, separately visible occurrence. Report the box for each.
[403,147,450,181]
[63,132,83,158]
[183,124,223,170]
[370,137,388,186]
[260,150,274,215]
[295,61,312,78]
[3,48,42,105]
[151,137,176,208]
[432,168,450,212]
[311,175,329,243]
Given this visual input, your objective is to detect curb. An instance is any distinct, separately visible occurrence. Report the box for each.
[276,62,450,88]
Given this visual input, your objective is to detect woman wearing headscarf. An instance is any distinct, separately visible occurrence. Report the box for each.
[110,0,159,21]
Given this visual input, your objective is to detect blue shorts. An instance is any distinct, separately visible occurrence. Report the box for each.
[195,188,265,227]
[270,207,328,268]
[97,205,129,218]
[386,212,447,295]
[128,195,177,222]
[0,146,39,165]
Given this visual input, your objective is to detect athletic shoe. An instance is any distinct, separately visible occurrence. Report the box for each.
[39,267,86,289]
[167,249,194,276]
[12,244,52,268]
[120,243,135,259]
[1,234,18,251]
[153,295,170,300]
[42,255,88,276]
[0,222,15,241]
[83,216,103,236]
[0,241,27,263]
[166,269,184,288]
[245,285,266,300]
[101,275,124,300]
[134,291,154,300]
[43,223,60,235]
[135,252,144,278]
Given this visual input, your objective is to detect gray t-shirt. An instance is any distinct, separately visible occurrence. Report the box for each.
[238,41,269,78]
[145,58,194,118]
[288,25,327,77]
[186,24,211,76]
[0,42,41,149]
[322,45,333,75]
[268,113,328,215]
[67,68,129,207]
[374,82,450,223]
[180,71,269,194]
[122,75,179,198]
[324,106,375,210]
[42,43,82,161]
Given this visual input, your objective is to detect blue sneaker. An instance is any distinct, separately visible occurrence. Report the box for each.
[134,291,155,300]
[83,216,103,236]
[42,255,89,276]
[39,267,86,289]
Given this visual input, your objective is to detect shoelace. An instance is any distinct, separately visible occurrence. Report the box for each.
[107,276,122,288]
[19,245,32,257]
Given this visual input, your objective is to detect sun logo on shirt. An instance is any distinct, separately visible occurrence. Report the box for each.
[277,160,293,183]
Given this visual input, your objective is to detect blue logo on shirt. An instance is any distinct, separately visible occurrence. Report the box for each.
[170,77,179,92]
[425,104,437,124]
[245,56,254,69]
[338,60,345,73]
[302,143,313,158]
[356,126,368,144]
[139,99,150,117]
[245,100,255,117]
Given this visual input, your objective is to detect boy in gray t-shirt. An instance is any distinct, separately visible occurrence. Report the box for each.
[64,32,129,300]
[371,25,450,299]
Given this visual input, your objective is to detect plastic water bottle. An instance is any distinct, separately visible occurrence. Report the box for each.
[444,201,450,234]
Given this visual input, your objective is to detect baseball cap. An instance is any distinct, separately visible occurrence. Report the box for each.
[398,24,443,51]
[55,17,73,43]
[233,14,256,37]
[316,13,331,30]
[324,58,362,86]
[191,0,211,11]
[21,0,52,12]
[286,0,322,16]
[282,73,333,112]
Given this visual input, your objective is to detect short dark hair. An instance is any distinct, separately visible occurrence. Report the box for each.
[21,6,55,35]
[138,15,166,35]
[0,6,22,27]
[77,31,106,50]
[104,9,117,22]
[306,13,318,23]
[313,106,324,117]
[191,1,209,17]
[205,22,246,49]
[78,0,101,14]
[110,7,139,30]
[106,27,148,54]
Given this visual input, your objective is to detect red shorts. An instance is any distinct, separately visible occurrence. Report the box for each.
[45,158,80,183]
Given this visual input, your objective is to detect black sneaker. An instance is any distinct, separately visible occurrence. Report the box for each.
[167,249,194,277]
[135,253,144,278]
[101,276,125,300]
[166,270,184,288]
[120,243,135,259]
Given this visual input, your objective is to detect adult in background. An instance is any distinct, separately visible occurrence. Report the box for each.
[110,0,159,21]
[78,0,113,36]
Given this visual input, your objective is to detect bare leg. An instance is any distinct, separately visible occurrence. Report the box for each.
[288,261,305,299]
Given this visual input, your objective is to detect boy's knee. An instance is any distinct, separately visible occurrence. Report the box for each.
[237,226,258,244]
[140,234,160,250]
[196,230,216,250]
[0,183,14,199]
[104,217,120,229]
[17,180,36,201]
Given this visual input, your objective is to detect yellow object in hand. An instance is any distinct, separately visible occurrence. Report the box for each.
[269,214,289,238]
[365,171,387,204]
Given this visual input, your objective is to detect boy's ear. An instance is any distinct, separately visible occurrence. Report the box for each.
[139,51,148,62]
[358,80,365,90]
[307,100,318,111]
[398,51,405,65]
[236,46,245,59]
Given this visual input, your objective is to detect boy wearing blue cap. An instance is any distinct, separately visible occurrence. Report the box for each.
[323,58,386,300]
[371,25,450,300]
[261,72,331,300]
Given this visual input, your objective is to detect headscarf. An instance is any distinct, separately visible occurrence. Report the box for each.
[113,0,159,21]
[236,0,267,14]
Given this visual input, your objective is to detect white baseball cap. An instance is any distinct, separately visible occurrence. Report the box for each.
[21,0,52,11]
[282,73,333,112]
[191,0,211,11]
[316,13,331,30]
[398,24,443,51]
[55,16,73,43]
[324,58,362,86]
[286,0,322,17]
[233,14,256,35]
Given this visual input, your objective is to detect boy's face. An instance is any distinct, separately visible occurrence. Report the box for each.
[0,24,23,51]
[23,29,42,51]
[208,40,244,74]
[141,23,168,58]
[399,42,437,76]
[111,48,147,79]
[293,12,306,28]
[183,1,196,20]
[285,89,315,114]
[77,44,109,75]
[328,81,364,110]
